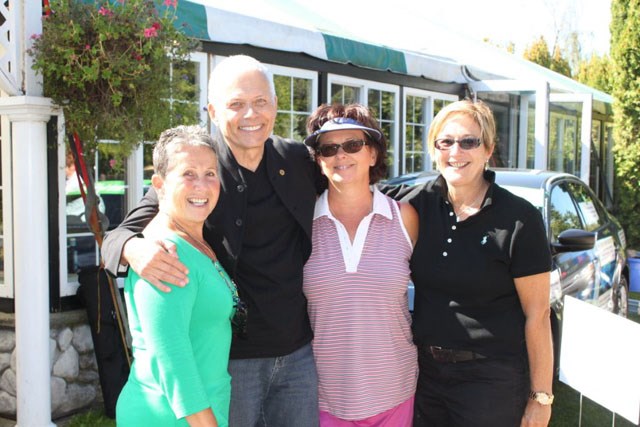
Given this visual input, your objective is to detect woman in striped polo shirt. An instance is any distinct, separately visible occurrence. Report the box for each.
[303,103,419,427]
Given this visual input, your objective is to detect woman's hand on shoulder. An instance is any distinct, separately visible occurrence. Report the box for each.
[399,202,419,247]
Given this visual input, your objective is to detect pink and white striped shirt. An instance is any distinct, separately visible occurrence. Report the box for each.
[303,188,418,421]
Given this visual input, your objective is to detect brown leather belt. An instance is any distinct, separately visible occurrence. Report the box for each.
[426,346,487,363]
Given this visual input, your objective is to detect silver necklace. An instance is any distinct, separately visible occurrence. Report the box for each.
[449,184,488,221]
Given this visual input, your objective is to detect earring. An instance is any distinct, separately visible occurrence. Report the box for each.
[484,159,490,171]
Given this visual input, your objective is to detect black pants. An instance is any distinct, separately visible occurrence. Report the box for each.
[413,348,529,427]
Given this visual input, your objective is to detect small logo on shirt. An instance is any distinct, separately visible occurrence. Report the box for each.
[480,235,488,245]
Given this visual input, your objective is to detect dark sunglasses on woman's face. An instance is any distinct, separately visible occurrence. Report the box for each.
[434,137,482,151]
[316,139,368,157]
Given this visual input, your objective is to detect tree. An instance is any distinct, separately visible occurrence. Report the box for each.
[610,0,640,248]
[523,36,572,77]
[550,45,572,77]
[523,36,552,68]
[574,54,614,93]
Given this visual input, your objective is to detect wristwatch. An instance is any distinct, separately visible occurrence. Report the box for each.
[529,391,554,405]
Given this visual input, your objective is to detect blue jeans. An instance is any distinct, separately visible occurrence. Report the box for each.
[228,343,319,427]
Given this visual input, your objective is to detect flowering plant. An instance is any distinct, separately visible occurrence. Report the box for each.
[29,0,200,159]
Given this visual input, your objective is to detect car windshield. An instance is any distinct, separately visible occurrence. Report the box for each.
[500,185,544,210]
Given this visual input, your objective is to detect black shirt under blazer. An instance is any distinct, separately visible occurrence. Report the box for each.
[101,133,318,359]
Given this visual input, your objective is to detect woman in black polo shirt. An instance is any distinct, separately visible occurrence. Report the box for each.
[407,99,554,426]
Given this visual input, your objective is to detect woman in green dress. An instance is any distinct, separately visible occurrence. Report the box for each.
[116,125,242,427]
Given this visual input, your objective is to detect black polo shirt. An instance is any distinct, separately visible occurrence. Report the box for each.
[407,170,552,359]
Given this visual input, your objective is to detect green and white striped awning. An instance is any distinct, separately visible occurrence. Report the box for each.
[169,0,611,104]
[171,0,466,83]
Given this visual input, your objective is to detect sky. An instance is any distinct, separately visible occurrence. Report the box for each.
[410,0,613,56]
[291,0,612,58]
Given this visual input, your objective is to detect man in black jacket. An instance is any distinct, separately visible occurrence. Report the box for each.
[102,55,319,426]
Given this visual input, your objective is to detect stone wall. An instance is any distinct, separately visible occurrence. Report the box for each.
[0,310,102,420]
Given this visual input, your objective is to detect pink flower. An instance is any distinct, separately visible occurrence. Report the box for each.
[85,44,91,50]
[152,22,161,30]
[163,0,177,7]
[98,7,113,16]
[109,159,117,168]
[30,34,42,40]
[143,26,158,38]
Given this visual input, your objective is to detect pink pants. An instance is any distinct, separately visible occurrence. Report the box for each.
[319,397,414,427]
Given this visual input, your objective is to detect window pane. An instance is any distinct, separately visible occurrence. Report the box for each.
[293,113,309,143]
[368,89,380,113]
[274,115,292,139]
[331,84,360,104]
[568,182,603,231]
[171,61,200,126]
[381,91,394,121]
[144,142,154,180]
[275,75,313,140]
[275,75,292,111]
[404,95,427,174]
[549,184,582,240]
[293,78,312,112]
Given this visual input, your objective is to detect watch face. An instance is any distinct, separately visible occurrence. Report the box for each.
[533,392,554,405]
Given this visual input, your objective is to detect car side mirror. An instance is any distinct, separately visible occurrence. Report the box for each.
[551,229,596,253]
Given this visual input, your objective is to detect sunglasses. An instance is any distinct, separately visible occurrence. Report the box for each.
[434,137,482,151]
[316,139,368,157]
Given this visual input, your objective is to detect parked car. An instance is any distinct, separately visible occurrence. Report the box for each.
[66,180,150,272]
[385,168,630,364]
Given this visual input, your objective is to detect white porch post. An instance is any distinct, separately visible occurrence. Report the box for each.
[0,97,56,427]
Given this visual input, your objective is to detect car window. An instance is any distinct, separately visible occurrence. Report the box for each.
[566,181,604,231]
[549,183,582,241]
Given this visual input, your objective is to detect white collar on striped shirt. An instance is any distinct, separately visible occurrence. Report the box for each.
[313,186,393,220]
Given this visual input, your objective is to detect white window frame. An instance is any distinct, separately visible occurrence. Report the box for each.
[269,64,318,140]
[402,88,458,173]
[549,93,593,184]
[327,75,400,176]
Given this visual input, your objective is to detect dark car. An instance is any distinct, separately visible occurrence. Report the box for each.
[385,168,629,363]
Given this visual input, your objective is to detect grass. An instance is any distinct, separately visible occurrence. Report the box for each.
[62,410,114,427]
[64,294,640,426]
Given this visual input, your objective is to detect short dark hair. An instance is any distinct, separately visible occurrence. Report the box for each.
[306,103,388,185]
[153,125,217,177]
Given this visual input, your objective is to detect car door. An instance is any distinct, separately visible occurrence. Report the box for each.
[548,181,599,302]
[565,180,622,310]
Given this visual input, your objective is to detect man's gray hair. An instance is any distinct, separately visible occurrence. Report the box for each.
[208,55,276,106]
[153,125,217,177]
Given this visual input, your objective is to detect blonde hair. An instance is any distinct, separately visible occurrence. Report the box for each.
[427,99,496,157]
